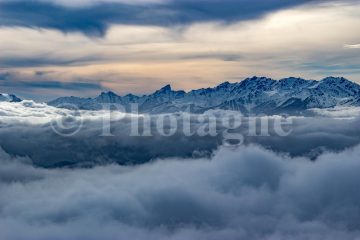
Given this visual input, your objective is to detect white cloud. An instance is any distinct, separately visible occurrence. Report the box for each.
[344,44,360,49]
[310,107,360,118]
[1,101,360,166]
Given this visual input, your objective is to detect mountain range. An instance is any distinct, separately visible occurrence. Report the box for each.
[2,77,360,114]
[48,76,360,114]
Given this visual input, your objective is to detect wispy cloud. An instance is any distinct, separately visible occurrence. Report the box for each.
[344,43,360,49]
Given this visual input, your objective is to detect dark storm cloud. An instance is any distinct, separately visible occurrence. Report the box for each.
[0,0,318,37]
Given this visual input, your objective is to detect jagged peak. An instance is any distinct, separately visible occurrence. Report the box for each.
[239,76,276,88]
[159,84,172,92]
[242,76,275,83]
[322,76,347,81]
[279,77,305,82]
[151,84,173,95]
[124,93,139,98]
[251,76,272,80]
[153,84,186,95]
[320,76,355,85]
[216,81,231,88]
[99,91,119,96]
[277,77,311,87]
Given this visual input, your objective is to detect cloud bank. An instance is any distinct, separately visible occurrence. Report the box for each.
[1,100,360,239]
[1,101,360,167]
[1,144,360,239]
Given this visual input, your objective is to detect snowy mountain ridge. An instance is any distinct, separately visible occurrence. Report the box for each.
[47,76,360,114]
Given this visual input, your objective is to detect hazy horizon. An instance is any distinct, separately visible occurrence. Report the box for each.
[5,75,360,102]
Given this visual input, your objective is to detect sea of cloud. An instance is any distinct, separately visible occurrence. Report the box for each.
[1,144,360,239]
[1,101,360,167]
[1,101,360,239]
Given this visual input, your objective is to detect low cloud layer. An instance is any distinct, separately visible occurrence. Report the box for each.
[1,101,360,239]
[1,101,360,167]
[1,144,360,239]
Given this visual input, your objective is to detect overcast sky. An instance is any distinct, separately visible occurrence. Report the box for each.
[0,0,360,100]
